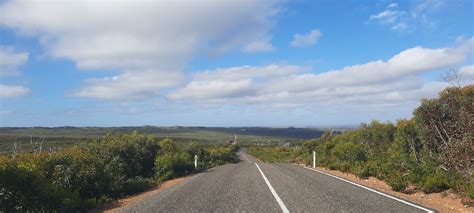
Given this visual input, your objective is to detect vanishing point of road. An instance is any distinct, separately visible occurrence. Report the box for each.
[119,150,434,213]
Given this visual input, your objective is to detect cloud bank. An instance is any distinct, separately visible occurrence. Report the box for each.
[170,38,473,109]
[0,0,281,100]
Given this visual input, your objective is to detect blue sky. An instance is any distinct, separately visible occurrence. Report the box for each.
[0,0,473,127]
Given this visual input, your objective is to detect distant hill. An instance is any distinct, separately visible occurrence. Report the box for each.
[0,126,326,154]
[0,126,325,139]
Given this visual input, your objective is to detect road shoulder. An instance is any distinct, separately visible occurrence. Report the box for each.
[299,164,473,213]
[91,175,192,213]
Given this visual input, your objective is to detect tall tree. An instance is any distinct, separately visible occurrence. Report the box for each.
[414,85,473,179]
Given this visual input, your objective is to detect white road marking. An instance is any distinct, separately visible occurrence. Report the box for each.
[255,163,290,213]
[303,167,434,213]
[241,153,251,163]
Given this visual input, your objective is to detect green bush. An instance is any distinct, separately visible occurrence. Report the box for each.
[154,152,193,181]
[247,146,301,164]
[205,146,239,166]
[0,163,82,212]
[123,177,155,195]
[422,172,449,193]
[386,175,408,192]
[328,162,337,170]
[331,142,366,163]
[469,182,474,199]
[356,165,372,179]
[337,162,351,173]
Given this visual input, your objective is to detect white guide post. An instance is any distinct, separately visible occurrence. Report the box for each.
[194,155,198,170]
[312,150,316,168]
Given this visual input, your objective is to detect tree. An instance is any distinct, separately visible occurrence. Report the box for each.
[159,139,176,153]
[395,119,423,163]
[414,85,473,179]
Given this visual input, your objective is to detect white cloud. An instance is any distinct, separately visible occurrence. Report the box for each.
[413,0,444,15]
[169,64,307,101]
[195,64,306,81]
[370,0,446,32]
[0,47,28,77]
[0,47,30,98]
[72,70,184,100]
[170,38,473,108]
[387,3,398,9]
[0,84,30,98]
[0,0,280,100]
[241,38,275,53]
[391,23,408,31]
[290,29,322,48]
[459,65,474,80]
[370,10,399,24]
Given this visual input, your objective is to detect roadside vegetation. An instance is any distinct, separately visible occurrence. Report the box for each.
[249,85,473,201]
[0,133,239,212]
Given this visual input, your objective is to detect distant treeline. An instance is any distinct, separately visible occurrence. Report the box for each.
[0,126,325,154]
[249,85,473,201]
[0,126,326,140]
[189,127,326,139]
[0,133,239,211]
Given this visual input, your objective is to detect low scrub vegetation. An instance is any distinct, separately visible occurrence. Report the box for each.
[0,133,239,212]
[250,85,473,199]
[247,147,304,163]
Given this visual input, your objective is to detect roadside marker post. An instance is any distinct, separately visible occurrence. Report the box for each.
[194,155,198,170]
[312,150,316,168]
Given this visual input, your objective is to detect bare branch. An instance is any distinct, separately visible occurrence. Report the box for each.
[441,69,463,87]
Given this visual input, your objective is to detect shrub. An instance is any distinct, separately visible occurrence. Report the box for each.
[123,177,155,195]
[422,172,449,193]
[386,175,408,192]
[0,162,82,212]
[206,146,239,166]
[247,146,300,164]
[328,162,337,170]
[331,142,367,163]
[356,165,372,179]
[154,152,193,181]
[338,162,351,173]
[469,182,474,199]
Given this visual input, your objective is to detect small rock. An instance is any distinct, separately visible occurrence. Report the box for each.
[402,185,417,194]
[461,197,474,207]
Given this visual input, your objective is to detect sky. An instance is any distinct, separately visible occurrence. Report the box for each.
[0,0,473,127]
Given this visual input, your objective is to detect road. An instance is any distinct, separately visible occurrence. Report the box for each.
[119,151,433,213]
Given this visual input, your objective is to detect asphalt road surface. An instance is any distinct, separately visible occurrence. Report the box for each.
[119,151,433,213]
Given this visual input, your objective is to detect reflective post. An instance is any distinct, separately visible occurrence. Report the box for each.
[194,155,198,170]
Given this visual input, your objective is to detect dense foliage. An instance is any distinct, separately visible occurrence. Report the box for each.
[250,85,473,198]
[0,133,239,212]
